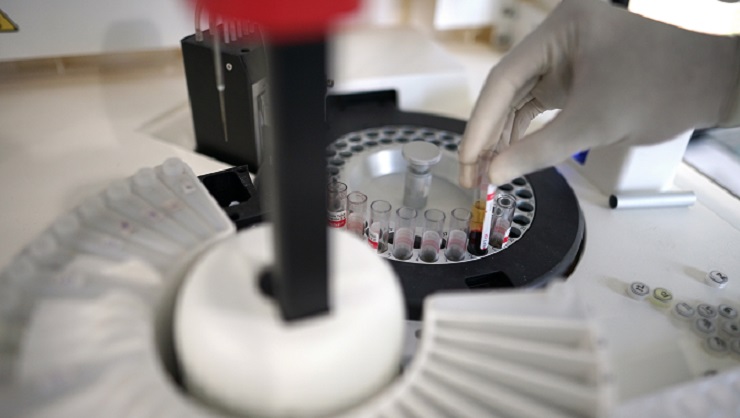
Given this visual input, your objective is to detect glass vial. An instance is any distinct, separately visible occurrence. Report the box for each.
[368,200,392,253]
[468,150,496,256]
[445,208,471,262]
[490,193,515,249]
[402,142,441,209]
[420,209,445,263]
[327,182,348,228]
[346,191,368,238]
[392,206,417,260]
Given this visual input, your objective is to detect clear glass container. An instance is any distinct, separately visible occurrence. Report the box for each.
[468,150,496,256]
[446,208,471,262]
[368,200,392,253]
[420,209,445,263]
[402,142,441,209]
[392,207,418,260]
[490,193,515,249]
[327,182,348,228]
[346,191,368,238]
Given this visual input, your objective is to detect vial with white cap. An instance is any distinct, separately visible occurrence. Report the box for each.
[402,142,441,209]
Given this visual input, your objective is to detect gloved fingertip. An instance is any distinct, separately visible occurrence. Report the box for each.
[458,163,477,189]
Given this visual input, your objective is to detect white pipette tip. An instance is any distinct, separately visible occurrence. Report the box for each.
[78,195,107,220]
[106,180,132,202]
[52,213,82,239]
[133,168,158,188]
[162,158,186,178]
[28,233,59,259]
[6,256,36,282]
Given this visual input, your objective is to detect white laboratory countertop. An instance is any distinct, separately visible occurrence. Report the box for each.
[0,56,230,269]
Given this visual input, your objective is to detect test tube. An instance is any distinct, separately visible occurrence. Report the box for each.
[445,208,471,262]
[368,200,391,253]
[468,150,496,256]
[346,191,368,238]
[420,209,445,263]
[327,182,348,228]
[392,207,417,260]
[490,193,515,249]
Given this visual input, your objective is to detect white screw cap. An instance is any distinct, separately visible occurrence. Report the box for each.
[402,142,441,168]
[706,270,728,289]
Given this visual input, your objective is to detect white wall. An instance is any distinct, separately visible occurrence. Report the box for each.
[0,0,566,62]
[629,0,740,35]
[338,0,405,26]
[0,0,412,62]
[433,0,496,30]
[408,0,498,32]
[0,0,198,61]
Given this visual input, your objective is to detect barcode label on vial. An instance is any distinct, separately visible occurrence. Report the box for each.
[328,210,347,228]
[480,185,495,250]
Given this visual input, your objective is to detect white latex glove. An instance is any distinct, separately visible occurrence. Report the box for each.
[459,0,740,188]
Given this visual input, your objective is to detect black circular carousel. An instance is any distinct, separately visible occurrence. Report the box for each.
[207,90,585,320]
[324,91,585,320]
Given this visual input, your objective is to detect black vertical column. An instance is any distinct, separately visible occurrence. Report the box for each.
[266,39,329,321]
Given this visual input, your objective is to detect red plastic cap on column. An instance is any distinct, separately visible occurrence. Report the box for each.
[199,0,359,40]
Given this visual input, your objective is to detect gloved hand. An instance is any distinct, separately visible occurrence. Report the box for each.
[459,0,740,188]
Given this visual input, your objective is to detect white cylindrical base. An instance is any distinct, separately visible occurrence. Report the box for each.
[175,225,405,418]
